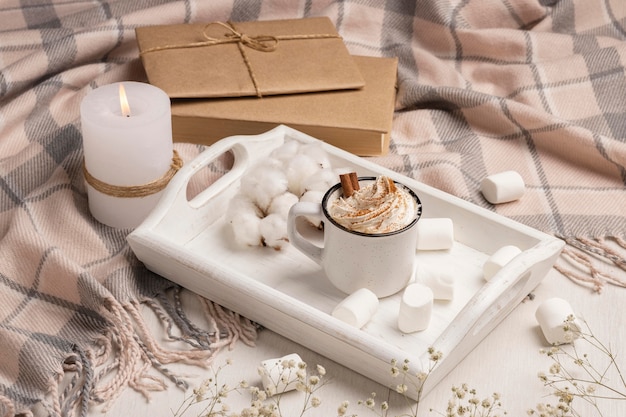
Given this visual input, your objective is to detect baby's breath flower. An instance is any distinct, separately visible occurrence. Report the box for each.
[310,396,321,407]
[429,349,443,361]
[549,363,561,375]
[396,383,408,394]
[308,375,320,386]
[256,389,267,401]
[316,364,326,376]
[337,400,349,416]
[264,384,275,397]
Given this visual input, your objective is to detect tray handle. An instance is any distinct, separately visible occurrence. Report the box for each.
[140,128,287,236]
[422,238,563,388]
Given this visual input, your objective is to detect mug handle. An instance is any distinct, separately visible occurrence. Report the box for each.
[287,202,324,265]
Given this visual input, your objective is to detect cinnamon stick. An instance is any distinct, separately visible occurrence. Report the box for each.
[340,172,359,197]
[349,172,359,191]
[340,173,354,197]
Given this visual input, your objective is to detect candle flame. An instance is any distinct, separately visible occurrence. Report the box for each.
[119,83,131,117]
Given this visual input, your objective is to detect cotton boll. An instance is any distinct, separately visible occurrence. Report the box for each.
[259,213,289,250]
[300,168,339,193]
[225,194,263,222]
[230,212,263,247]
[226,195,264,247]
[268,192,299,218]
[299,190,325,204]
[239,162,289,212]
[300,143,331,169]
[269,140,301,168]
[299,190,325,228]
[285,154,323,196]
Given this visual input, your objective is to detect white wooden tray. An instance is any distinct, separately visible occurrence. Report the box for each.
[128,125,564,399]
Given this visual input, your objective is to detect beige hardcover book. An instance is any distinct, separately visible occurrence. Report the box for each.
[170,55,397,156]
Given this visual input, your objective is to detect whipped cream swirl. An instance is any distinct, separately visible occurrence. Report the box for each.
[328,176,418,234]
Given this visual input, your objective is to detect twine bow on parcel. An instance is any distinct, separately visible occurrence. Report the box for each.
[139,21,342,97]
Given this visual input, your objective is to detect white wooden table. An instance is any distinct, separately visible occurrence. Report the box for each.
[96,267,625,417]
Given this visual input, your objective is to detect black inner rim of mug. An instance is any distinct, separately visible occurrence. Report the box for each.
[321,176,423,237]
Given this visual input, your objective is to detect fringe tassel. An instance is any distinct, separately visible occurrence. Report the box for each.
[554,236,626,293]
[51,288,258,417]
[0,395,15,417]
[199,297,258,349]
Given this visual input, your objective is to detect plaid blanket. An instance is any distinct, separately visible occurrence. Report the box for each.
[1,0,624,415]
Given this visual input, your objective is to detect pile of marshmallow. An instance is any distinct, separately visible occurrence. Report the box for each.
[330,217,527,333]
[226,141,345,250]
[331,169,529,334]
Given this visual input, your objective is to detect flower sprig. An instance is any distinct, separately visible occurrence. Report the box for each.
[528,316,626,417]
[432,384,506,417]
[172,317,623,417]
[243,359,330,417]
[358,347,443,417]
[172,359,247,417]
[173,357,335,417]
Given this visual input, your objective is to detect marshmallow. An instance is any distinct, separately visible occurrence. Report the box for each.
[483,245,522,281]
[415,218,454,250]
[480,170,525,204]
[415,264,455,300]
[259,353,303,395]
[398,283,433,333]
[535,298,581,345]
[332,288,379,328]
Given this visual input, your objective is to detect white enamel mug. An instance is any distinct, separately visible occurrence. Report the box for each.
[287,177,422,298]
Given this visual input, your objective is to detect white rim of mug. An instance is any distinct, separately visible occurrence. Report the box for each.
[321,176,423,237]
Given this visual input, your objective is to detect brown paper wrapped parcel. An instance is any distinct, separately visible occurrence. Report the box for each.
[135,17,365,98]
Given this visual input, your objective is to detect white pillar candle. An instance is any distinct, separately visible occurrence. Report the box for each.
[81,82,173,228]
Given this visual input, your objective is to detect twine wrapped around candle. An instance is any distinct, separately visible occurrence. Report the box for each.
[139,21,341,97]
[83,150,183,198]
